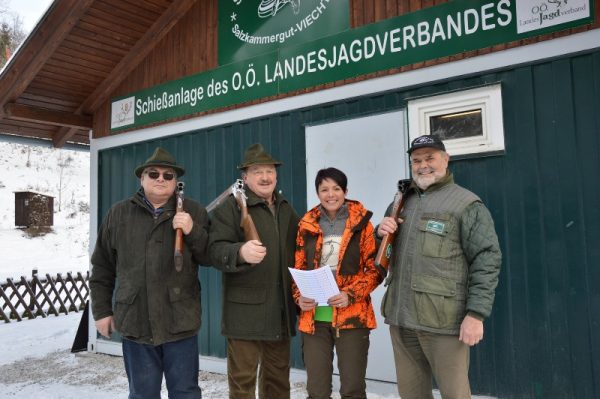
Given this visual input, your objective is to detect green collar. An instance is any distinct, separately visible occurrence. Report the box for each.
[245,187,286,207]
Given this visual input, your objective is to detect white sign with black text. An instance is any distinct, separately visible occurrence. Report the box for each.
[516,0,590,33]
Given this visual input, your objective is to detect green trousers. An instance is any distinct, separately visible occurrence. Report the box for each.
[389,325,471,399]
[301,322,370,399]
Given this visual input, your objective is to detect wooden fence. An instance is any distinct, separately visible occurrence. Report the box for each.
[0,270,89,323]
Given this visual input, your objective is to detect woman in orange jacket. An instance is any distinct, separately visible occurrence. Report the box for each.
[293,167,386,399]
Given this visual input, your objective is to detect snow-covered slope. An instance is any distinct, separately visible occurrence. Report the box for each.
[0,140,90,280]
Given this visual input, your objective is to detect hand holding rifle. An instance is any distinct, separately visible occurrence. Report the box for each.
[375,179,411,268]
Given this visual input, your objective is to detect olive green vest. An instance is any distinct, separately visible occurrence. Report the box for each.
[382,178,479,335]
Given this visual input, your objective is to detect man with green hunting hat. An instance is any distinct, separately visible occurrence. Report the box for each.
[209,143,299,399]
[90,147,209,399]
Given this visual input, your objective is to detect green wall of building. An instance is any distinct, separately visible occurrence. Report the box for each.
[97,49,600,398]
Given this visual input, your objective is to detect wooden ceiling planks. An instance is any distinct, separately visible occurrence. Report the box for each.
[51,0,198,148]
[0,0,189,147]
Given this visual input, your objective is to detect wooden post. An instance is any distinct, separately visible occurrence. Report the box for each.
[30,269,38,313]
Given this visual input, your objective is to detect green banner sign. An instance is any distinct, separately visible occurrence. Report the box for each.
[111,0,593,131]
[218,0,350,65]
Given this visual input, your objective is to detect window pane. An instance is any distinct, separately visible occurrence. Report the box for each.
[430,109,482,140]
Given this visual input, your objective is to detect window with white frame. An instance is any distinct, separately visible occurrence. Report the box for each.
[407,84,505,157]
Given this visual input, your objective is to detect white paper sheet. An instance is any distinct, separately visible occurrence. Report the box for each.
[288,266,340,306]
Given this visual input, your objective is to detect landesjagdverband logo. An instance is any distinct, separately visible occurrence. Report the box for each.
[111,96,135,129]
[515,0,590,33]
[218,0,349,65]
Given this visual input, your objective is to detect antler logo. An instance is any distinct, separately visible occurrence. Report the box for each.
[258,0,301,18]
[118,101,132,122]
[111,96,135,129]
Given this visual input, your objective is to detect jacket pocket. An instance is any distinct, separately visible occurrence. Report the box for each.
[225,286,267,334]
[412,273,459,329]
[114,286,141,337]
[168,286,201,334]
[417,213,459,258]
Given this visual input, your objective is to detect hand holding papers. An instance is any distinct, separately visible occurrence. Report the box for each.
[289,266,340,306]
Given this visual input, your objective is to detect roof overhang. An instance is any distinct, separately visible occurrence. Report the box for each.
[0,0,198,147]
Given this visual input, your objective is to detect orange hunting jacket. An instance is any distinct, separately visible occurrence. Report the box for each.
[293,200,385,334]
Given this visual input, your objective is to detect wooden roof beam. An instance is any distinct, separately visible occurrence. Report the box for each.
[52,0,199,148]
[4,103,92,130]
[0,0,95,118]
[52,127,88,148]
[85,0,200,112]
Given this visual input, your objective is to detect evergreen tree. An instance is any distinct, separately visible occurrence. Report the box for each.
[0,22,12,66]
[0,1,26,68]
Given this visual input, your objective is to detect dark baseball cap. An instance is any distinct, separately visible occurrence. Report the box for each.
[407,135,446,154]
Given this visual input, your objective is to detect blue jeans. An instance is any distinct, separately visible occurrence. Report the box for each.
[122,335,202,399]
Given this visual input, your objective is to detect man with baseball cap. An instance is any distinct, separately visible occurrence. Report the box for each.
[208,143,299,398]
[90,147,209,399]
[377,135,502,398]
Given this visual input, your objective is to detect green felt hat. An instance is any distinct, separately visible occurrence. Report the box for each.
[237,143,282,170]
[134,147,185,177]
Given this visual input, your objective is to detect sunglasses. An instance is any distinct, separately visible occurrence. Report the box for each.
[145,171,176,181]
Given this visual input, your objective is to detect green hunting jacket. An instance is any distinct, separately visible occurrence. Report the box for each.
[208,189,299,340]
[90,189,209,345]
[381,173,502,335]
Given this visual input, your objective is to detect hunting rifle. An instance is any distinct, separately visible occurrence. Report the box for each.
[374,179,411,269]
[174,181,185,272]
[206,179,260,242]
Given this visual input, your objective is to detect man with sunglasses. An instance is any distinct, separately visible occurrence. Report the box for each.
[90,147,209,399]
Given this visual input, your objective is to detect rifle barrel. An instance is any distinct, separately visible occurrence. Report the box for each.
[206,186,234,213]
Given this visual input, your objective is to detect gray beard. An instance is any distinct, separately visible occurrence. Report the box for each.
[413,171,444,190]
[413,175,436,191]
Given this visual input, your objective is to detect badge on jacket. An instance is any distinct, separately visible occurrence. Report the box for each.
[426,220,445,235]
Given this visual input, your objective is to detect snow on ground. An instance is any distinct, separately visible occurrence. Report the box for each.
[0,314,404,398]
[0,140,90,280]
[0,313,206,398]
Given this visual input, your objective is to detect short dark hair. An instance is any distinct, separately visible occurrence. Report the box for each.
[315,167,348,193]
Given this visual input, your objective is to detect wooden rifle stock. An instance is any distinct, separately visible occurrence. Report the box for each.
[374,179,411,268]
[233,180,261,242]
[174,181,185,272]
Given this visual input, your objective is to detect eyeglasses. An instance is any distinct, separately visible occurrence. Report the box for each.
[145,171,175,181]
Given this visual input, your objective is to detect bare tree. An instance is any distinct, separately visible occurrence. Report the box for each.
[56,154,74,212]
